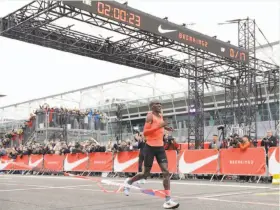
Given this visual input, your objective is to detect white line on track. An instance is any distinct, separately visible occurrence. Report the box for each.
[3,175,278,190]
[201,191,254,198]
[198,197,280,207]
[0,185,100,192]
[0,183,94,188]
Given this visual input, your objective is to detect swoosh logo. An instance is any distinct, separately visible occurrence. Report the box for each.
[0,160,11,170]
[158,25,177,34]
[29,158,43,168]
[179,152,218,173]
[269,148,280,175]
[64,155,89,171]
[114,154,139,172]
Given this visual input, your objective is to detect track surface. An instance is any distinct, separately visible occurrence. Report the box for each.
[0,175,279,210]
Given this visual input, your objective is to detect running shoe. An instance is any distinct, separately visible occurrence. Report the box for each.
[123,178,131,196]
[137,179,146,185]
[163,199,180,209]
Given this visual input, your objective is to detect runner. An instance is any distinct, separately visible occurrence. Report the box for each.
[123,99,179,209]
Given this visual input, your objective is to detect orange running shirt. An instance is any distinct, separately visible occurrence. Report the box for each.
[145,112,164,147]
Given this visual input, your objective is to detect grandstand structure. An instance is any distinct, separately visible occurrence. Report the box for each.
[0,1,279,147]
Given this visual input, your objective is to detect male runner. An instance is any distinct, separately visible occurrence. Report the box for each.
[123,99,179,209]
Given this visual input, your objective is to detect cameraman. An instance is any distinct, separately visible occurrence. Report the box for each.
[228,134,240,148]
[164,134,179,151]
[261,130,277,153]
[238,135,251,151]
[237,135,251,182]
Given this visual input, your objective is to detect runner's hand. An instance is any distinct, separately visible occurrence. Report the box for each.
[159,121,169,128]
[165,127,174,132]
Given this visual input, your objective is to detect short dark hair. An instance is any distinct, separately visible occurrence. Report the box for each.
[149,99,161,107]
[213,134,218,137]
[243,135,250,139]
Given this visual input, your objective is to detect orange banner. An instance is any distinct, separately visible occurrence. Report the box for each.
[178,149,219,174]
[151,150,177,173]
[219,148,266,175]
[0,156,13,170]
[13,155,30,170]
[64,153,88,171]
[88,152,113,172]
[29,154,43,169]
[43,154,64,171]
[268,147,280,175]
[114,151,139,172]
[0,148,274,175]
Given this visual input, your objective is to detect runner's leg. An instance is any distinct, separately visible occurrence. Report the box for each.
[138,153,144,172]
[128,144,153,184]
[156,147,179,209]
[127,166,151,185]
[137,152,146,184]
[123,144,153,195]
[158,162,170,200]
[155,147,170,201]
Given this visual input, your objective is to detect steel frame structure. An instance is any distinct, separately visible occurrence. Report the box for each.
[0,1,279,148]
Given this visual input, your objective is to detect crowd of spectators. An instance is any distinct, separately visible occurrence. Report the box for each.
[0,127,24,150]
[34,104,108,130]
[0,130,180,159]
[0,137,108,159]
[0,104,110,155]
[206,130,278,150]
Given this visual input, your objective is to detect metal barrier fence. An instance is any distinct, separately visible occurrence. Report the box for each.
[1,147,278,182]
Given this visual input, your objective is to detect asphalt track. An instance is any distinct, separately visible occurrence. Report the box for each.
[0,175,279,210]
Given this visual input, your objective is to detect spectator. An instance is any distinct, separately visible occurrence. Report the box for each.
[261,130,277,153]
[106,139,113,152]
[209,134,222,150]
[134,132,145,173]
[0,144,7,157]
[238,135,251,151]
[164,134,179,151]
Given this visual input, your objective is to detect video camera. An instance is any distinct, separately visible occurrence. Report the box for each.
[228,134,243,148]
[167,136,175,144]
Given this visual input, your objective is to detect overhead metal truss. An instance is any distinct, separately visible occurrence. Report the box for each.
[0,1,279,148]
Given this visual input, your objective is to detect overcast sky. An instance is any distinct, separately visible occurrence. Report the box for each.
[0,0,279,113]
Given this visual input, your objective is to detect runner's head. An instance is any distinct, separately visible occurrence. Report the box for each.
[149,99,162,113]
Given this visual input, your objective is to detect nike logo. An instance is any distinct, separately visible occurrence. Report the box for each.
[64,155,88,171]
[179,152,218,173]
[29,158,43,168]
[114,154,139,172]
[269,148,280,175]
[158,25,177,34]
[0,160,11,170]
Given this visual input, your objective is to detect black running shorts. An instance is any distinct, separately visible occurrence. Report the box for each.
[143,144,168,168]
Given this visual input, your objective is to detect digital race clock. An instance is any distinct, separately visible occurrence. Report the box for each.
[96,2,141,28]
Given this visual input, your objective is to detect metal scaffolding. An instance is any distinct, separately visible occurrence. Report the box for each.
[0,1,279,148]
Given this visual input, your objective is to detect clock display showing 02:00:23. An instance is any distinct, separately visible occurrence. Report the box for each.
[97,2,141,27]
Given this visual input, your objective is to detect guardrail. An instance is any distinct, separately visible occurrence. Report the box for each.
[0,147,278,178]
